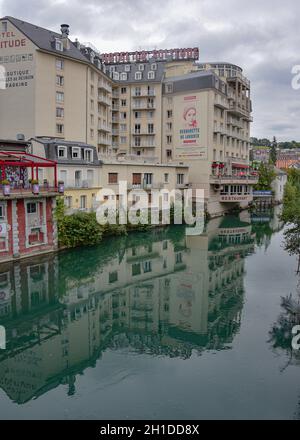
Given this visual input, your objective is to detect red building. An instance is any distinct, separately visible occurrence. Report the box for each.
[0,142,60,263]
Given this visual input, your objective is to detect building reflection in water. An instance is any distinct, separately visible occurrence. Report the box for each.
[0,213,257,404]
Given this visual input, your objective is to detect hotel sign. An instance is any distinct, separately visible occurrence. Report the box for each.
[220,195,251,202]
[0,31,27,49]
[101,47,199,64]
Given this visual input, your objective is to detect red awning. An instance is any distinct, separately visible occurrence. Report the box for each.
[232,163,249,169]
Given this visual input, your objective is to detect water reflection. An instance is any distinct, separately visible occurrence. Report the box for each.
[0,211,280,405]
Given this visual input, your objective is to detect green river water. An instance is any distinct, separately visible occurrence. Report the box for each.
[0,206,300,420]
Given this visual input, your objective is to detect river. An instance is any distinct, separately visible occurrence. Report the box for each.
[0,206,299,420]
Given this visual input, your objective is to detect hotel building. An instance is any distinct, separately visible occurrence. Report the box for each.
[0,16,257,217]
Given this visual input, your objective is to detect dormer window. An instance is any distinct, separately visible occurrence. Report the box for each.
[113,71,120,80]
[138,64,144,71]
[166,83,173,93]
[72,147,81,159]
[85,149,93,162]
[125,65,131,72]
[120,72,128,81]
[55,39,63,52]
[135,72,142,80]
[148,71,155,80]
[58,146,67,158]
[151,63,157,71]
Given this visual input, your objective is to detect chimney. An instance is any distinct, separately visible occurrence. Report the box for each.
[60,24,70,50]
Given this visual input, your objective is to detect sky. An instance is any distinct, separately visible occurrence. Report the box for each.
[0,0,300,141]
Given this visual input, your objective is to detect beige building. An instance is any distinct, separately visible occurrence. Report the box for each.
[0,17,113,153]
[0,16,257,217]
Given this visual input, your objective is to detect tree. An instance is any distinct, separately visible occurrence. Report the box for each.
[254,162,276,191]
[270,136,278,165]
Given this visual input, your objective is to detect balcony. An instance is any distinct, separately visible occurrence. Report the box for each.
[228,101,252,120]
[214,95,229,110]
[98,94,110,106]
[131,144,156,148]
[112,142,119,149]
[112,104,120,111]
[98,138,111,146]
[0,185,59,200]
[133,91,156,97]
[112,129,119,136]
[132,131,156,136]
[98,81,112,93]
[98,122,110,132]
[214,123,227,135]
[210,175,259,185]
[132,102,156,110]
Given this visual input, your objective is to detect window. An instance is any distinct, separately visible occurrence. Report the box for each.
[143,261,152,273]
[56,75,64,86]
[90,114,94,125]
[87,170,94,185]
[120,112,127,120]
[2,22,7,32]
[58,146,67,158]
[27,203,37,214]
[148,123,154,134]
[0,204,5,220]
[108,173,118,184]
[134,137,141,147]
[135,87,141,96]
[148,71,155,80]
[132,263,141,277]
[80,196,87,210]
[135,124,141,134]
[120,124,127,132]
[164,173,169,183]
[72,147,81,159]
[144,173,153,185]
[151,63,157,71]
[177,174,184,185]
[85,149,93,162]
[56,124,64,134]
[166,149,172,158]
[55,39,63,51]
[121,87,127,94]
[135,111,141,119]
[167,110,173,118]
[120,136,126,144]
[135,72,142,80]
[148,111,154,119]
[124,65,131,72]
[64,196,72,209]
[75,170,82,187]
[56,92,64,103]
[138,64,144,71]
[121,99,126,107]
[132,173,142,185]
[56,107,64,118]
[90,129,94,139]
[90,85,94,95]
[90,99,94,110]
[56,58,64,70]
[109,271,118,283]
[120,72,127,81]
[167,122,172,131]
[166,83,173,93]
[113,72,119,80]
[167,135,172,145]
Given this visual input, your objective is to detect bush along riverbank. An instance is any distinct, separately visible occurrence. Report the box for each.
[281,169,300,272]
[55,198,192,249]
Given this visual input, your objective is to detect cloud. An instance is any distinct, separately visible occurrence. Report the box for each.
[1,0,300,140]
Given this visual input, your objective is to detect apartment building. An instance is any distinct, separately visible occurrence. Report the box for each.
[0,16,113,153]
[106,60,166,160]
[161,63,256,216]
[31,138,102,212]
[0,16,256,217]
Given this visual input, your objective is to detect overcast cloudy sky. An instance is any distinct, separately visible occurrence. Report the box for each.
[1,0,300,141]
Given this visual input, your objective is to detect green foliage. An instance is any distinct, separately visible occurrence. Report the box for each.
[254,162,276,191]
[281,169,300,259]
[269,136,277,165]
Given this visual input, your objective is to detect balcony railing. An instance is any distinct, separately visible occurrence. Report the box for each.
[98,95,110,106]
[210,175,259,184]
[133,91,156,97]
[131,144,156,148]
[98,81,112,93]
[214,95,229,109]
